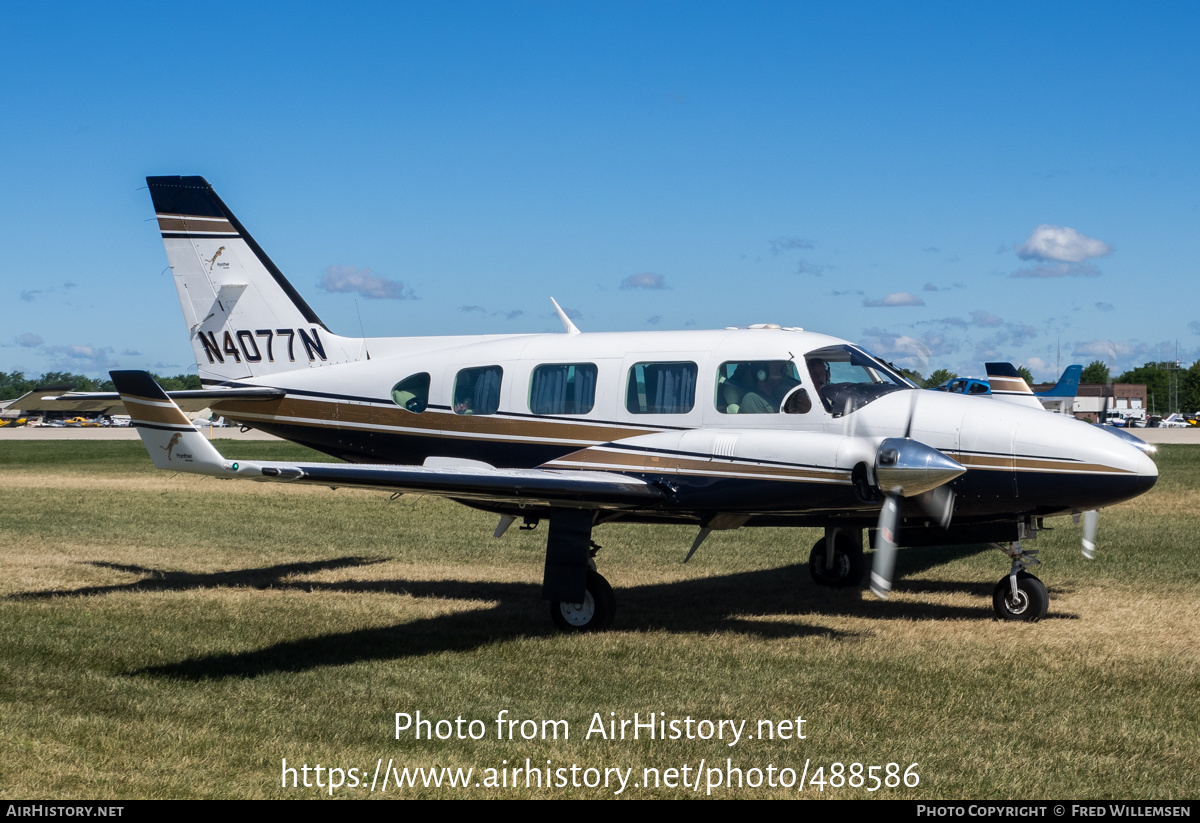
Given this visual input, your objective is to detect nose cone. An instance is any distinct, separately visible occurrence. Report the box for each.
[1017,412,1158,511]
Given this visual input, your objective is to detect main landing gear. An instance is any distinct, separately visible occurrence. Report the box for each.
[809,527,866,588]
[540,509,618,632]
[993,540,1048,622]
[550,569,616,632]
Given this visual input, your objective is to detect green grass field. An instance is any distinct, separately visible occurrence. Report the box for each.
[1,440,1197,799]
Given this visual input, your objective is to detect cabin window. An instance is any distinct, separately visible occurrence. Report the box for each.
[529,363,598,415]
[390,373,430,413]
[715,360,802,414]
[454,366,503,415]
[626,362,697,414]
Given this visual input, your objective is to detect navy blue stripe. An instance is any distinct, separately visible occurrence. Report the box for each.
[131,421,196,433]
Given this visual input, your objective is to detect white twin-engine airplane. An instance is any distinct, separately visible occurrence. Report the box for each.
[92,176,1157,630]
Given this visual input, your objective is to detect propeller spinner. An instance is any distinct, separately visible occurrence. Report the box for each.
[870,437,965,599]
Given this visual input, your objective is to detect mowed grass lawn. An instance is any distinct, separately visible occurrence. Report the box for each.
[0,440,1196,799]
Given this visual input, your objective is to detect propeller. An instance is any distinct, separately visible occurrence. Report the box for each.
[1081,509,1099,559]
[871,494,901,598]
[869,392,964,600]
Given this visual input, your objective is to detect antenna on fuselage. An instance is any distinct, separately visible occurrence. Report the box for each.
[550,297,580,334]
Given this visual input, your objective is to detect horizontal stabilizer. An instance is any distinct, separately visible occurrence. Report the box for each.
[109,371,228,472]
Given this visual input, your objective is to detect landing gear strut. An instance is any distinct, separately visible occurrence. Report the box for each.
[809,528,865,588]
[543,508,617,632]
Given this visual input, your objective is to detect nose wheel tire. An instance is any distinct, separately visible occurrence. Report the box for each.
[550,570,616,632]
[992,572,1048,622]
[809,533,865,588]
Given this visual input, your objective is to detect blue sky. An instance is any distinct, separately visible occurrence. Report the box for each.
[2,1,1197,382]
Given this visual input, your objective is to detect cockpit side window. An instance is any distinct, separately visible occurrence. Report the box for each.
[390,373,430,413]
[803,345,910,416]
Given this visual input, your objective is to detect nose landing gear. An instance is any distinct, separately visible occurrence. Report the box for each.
[993,540,1048,621]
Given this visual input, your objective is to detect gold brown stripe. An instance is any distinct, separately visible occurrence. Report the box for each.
[123,396,191,426]
[157,216,238,234]
[213,396,654,445]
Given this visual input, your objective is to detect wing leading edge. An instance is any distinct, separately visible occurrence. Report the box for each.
[9,385,286,415]
[109,370,663,508]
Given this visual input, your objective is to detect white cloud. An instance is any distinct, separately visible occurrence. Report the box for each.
[1009,262,1100,279]
[769,236,813,255]
[1007,324,1039,346]
[17,333,43,348]
[860,327,959,371]
[1023,357,1052,382]
[620,272,669,290]
[1096,302,1115,312]
[1017,225,1112,263]
[319,265,415,300]
[1072,339,1149,361]
[863,292,925,307]
[970,310,1004,328]
[44,343,119,372]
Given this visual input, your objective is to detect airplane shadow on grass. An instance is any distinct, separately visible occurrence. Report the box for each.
[10,542,1019,680]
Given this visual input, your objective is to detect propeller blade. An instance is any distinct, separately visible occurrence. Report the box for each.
[903,390,919,439]
[1081,510,1099,559]
[871,494,900,599]
[918,485,955,529]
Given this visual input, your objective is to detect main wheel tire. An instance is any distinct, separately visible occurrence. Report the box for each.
[809,532,866,588]
[550,570,616,632]
[992,572,1049,622]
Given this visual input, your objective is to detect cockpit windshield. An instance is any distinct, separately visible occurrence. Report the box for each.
[803,345,913,416]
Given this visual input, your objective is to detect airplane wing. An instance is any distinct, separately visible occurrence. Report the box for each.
[109,370,664,508]
[8,385,286,415]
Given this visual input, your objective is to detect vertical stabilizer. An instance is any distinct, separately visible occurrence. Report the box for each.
[984,362,1044,409]
[1036,365,1083,398]
[147,176,361,382]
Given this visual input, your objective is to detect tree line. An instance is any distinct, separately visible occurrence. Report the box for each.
[0,371,202,402]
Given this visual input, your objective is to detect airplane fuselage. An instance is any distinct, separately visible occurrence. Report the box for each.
[201,326,1157,531]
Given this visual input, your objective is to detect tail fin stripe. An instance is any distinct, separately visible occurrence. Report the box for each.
[128,420,197,433]
[157,216,238,235]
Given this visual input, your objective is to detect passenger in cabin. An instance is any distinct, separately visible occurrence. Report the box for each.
[740,361,800,413]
